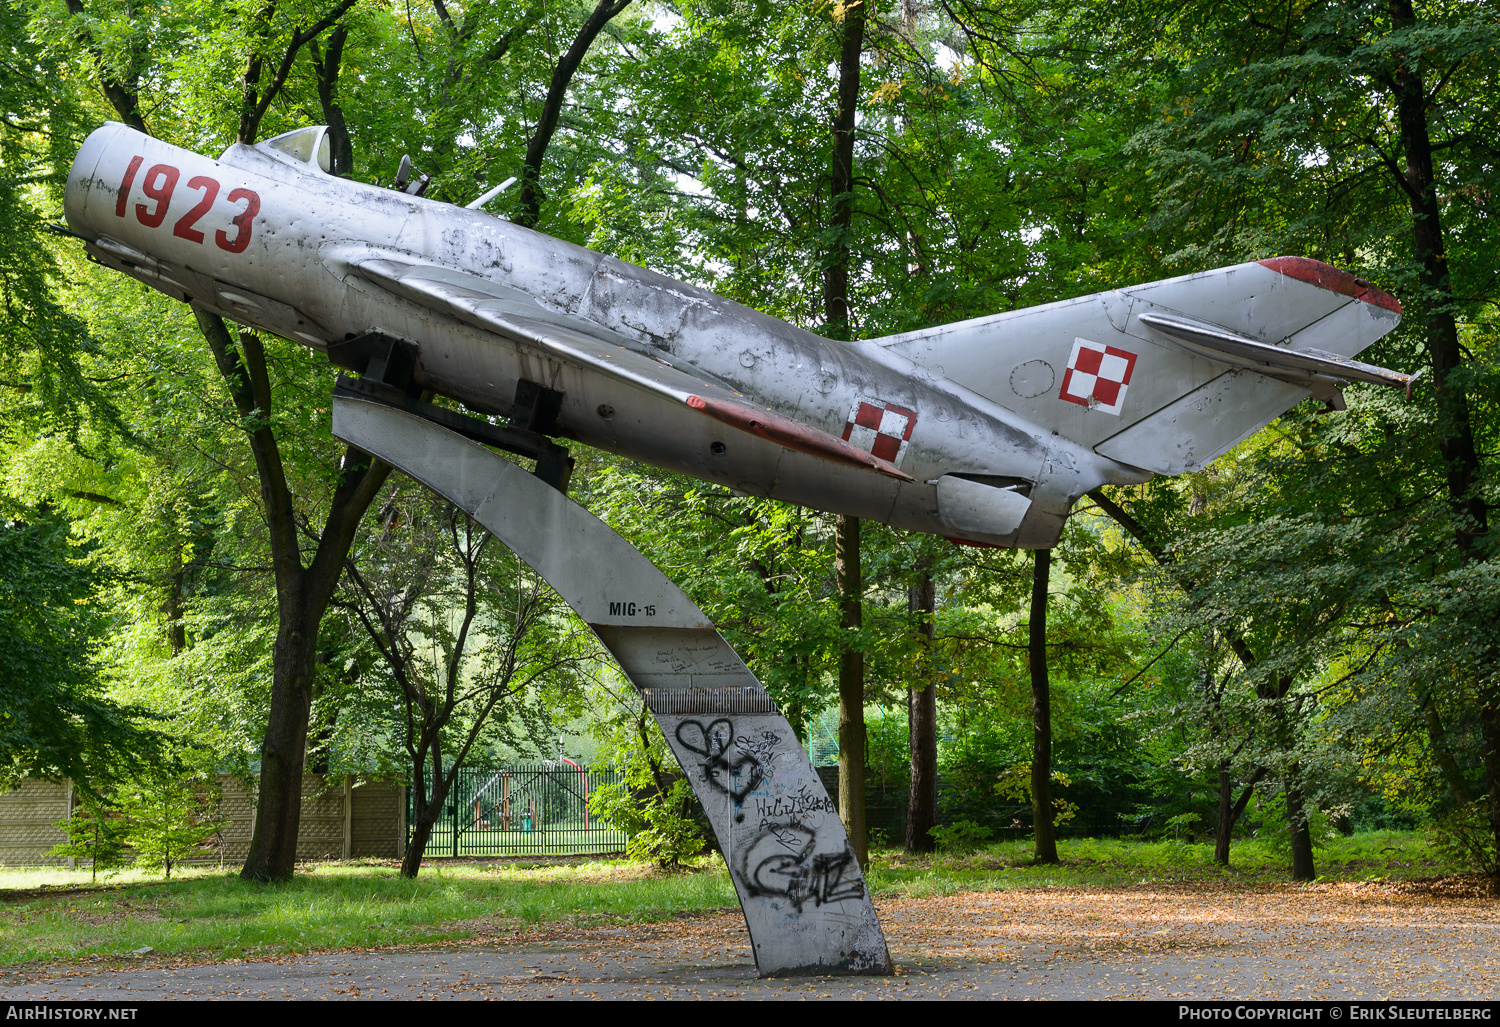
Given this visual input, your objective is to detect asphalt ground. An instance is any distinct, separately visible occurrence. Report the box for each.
[2,883,1496,1000]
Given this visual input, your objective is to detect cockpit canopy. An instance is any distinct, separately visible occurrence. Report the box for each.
[259,125,332,173]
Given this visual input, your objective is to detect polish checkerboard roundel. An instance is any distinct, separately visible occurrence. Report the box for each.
[1059,337,1137,416]
[842,397,917,468]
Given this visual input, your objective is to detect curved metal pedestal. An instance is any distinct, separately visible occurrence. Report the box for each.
[333,395,892,977]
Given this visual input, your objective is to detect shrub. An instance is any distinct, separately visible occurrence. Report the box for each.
[1430,799,1499,876]
[929,819,993,853]
[48,796,128,882]
[591,776,705,868]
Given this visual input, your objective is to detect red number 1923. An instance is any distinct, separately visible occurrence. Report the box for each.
[116,158,259,254]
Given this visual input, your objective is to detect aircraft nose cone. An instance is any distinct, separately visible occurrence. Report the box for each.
[64,122,136,238]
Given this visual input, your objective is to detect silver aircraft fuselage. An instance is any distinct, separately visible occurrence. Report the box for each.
[65,123,1405,547]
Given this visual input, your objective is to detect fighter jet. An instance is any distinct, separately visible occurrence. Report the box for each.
[62,123,1414,547]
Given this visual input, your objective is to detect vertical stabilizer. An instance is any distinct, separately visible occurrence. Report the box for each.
[879,258,1403,474]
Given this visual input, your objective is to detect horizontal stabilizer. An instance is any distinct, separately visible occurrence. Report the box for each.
[1136,311,1417,393]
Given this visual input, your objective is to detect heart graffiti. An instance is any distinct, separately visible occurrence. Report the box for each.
[675,718,733,759]
[675,718,765,803]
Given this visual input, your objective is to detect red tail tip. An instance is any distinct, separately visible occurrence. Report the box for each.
[944,535,1007,549]
[1258,256,1401,315]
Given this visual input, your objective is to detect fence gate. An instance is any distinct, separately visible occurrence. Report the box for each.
[415,763,628,857]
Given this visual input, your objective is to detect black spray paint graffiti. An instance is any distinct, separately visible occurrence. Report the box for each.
[735,818,866,913]
[735,729,782,784]
[675,719,764,819]
[753,785,836,822]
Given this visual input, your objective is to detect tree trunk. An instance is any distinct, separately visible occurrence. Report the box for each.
[825,0,868,869]
[906,568,937,854]
[515,0,632,227]
[1285,779,1316,882]
[894,0,933,855]
[164,563,186,655]
[1482,704,1500,875]
[310,24,354,177]
[1214,765,1266,866]
[836,513,867,868]
[823,0,866,339]
[400,754,454,878]
[248,608,319,876]
[1030,548,1059,864]
[1425,697,1473,806]
[1214,765,1235,866]
[1388,0,1488,560]
[194,313,392,882]
[1388,0,1494,857]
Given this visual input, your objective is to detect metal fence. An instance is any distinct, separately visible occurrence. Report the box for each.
[414,762,629,857]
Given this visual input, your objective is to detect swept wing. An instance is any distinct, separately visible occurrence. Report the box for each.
[346,256,914,482]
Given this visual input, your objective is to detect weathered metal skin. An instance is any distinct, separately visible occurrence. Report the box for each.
[64,123,1406,548]
[330,394,893,976]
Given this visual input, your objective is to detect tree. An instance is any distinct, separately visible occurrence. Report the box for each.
[49,796,128,883]
[191,315,390,883]
[117,770,225,879]
[43,0,389,883]
[1028,548,1060,863]
[1090,0,1499,859]
[339,482,591,877]
[0,514,166,791]
[828,0,871,870]
[905,557,938,853]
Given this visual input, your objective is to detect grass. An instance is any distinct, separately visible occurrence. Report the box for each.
[867,830,1458,897]
[0,830,1463,968]
[0,858,737,966]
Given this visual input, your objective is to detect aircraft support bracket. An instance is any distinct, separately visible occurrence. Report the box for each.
[332,374,575,493]
[330,392,893,977]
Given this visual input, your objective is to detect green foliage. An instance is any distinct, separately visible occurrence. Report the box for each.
[928,819,993,853]
[114,772,226,879]
[1429,800,1499,878]
[587,680,707,869]
[591,776,706,869]
[0,513,166,790]
[0,2,126,438]
[47,799,128,883]
[995,763,1078,833]
[863,707,910,788]
[335,481,591,773]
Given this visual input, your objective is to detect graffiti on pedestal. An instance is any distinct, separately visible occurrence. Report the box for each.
[675,718,765,816]
[736,817,865,913]
[673,717,864,914]
[734,728,784,784]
